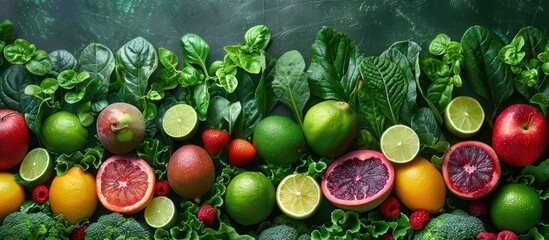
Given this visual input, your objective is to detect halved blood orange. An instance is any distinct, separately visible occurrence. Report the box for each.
[96,155,156,215]
[321,150,394,212]
[442,141,500,199]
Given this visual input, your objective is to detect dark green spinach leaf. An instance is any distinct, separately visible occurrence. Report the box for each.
[255,52,278,116]
[181,34,209,73]
[49,50,77,77]
[79,43,115,105]
[3,39,36,64]
[26,50,52,76]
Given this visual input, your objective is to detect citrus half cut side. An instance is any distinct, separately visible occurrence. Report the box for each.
[444,96,485,138]
[162,104,199,141]
[380,124,420,164]
[144,196,177,229]
[19,147,53,185]
[276,174,321,219]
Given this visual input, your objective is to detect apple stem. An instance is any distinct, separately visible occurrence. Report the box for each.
[1,111,18,121]
[111,124,129,132]
[524,112,535,130]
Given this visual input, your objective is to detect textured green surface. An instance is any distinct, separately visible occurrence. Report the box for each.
[2,0,548,61]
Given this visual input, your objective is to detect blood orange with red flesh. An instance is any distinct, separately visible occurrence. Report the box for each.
[321,150,394,212]
[442,141,500,199]
[96,155,155,215]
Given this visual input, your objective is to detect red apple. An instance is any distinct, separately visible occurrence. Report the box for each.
[492,104,549,166]
[0,109,30,170]
[96,103,145,154]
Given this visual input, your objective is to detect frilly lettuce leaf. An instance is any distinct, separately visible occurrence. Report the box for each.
[261,153,328,185]
[136,137,170,180]
[521,158,549,186]
[55,145,104,175]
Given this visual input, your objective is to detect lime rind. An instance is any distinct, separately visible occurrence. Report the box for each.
[162,104,198,141]
[144,196,177,229]
[276,174,321,219]
[380,125,420,164]
[444,96,485,138]
[19,148,53,185]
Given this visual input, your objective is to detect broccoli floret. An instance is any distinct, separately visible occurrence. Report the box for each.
[258,225,298,240]
[0,211,57,240]
[85,212,152,240]
[298,233,311,240]
[413,209,486,240]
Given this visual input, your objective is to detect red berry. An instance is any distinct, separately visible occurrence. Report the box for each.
[202,129,230,155]
[468,198,488,217]
[70,225,87,240]
[379,195,400,218]
[197,204,217,226]
[32,185,49,204]
[228,139,256,167]
[155,180,171,196]
[381,232,394,240]
[409,209,430,231]
[477,232,498,240]
[497,230,518,240]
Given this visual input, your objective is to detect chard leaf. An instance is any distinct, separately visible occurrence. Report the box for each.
[273,50,310,126]
[115,37,158,109]
[461,25,514,125]
[307,27,362,103]
[359,56,407,125]
[49,50,77,77]
[79,43,115,104]
[256,52,278,116]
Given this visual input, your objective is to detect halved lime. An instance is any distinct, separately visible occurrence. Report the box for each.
[444,96,485,138]
[144,196,177,229]
[162,104,198,141]
[19,148,53,185]
[380,124,420,164]
[276,174,321,219]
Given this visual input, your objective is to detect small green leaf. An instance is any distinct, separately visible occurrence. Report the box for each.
[3,39,36,64]
[65,91,85,104]
[155,68,179,90]
[24,84,42,96]
[40,78,58,95]
[0,20,15,43]
[530,93,548,117]
[245,25,272,50]
[420,57,450,81]
[58,70,78,89]
[429,33,451,55]
[26,50,52,76]
[77,109,94,127]
[142,99,158,120]
[193,82,210,121]
[426,77,454,113]
[181,34,209,70]
[179,65,204,87]
[538,52,549,63]
[158,47,179,68]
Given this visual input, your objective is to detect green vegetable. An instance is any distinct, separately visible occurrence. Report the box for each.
[85,212,152,240]
[258,225,298,240]
[0,211,57,240]
[413,209,485,240]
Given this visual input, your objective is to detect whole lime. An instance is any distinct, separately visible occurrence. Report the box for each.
[42,111,88,154]
[224,171,275,226]
[302,100,359,158]
[253,115,305,165]
[490,183,543,233]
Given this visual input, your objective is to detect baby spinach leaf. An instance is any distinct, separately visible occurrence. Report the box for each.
[3,39,36,64]
[180,65,204,87]
[228,72,261,139]
[256,52,278,117]
[359,56,407,125]
[224,45,262,74]
[245,25,272,50]
[530,93,548,117]
[26,50,52,76]
[221,101,241,136]
[307,27,362,103]
[206,96,231,130]
[158,47,179,69]
[181,34,209,72]
[215,61,238,93]
[461,25,514,125]
[193,81,210,121]
[49,50,77,77]
[429,34,451,55]
[78,43,115,104]
[273,50,310,126]
[420,58,450,81]
[0,65,41,115]
[115,37,158,108]
[0,20,15,44]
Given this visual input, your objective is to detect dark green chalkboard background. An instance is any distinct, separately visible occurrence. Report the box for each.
[2,0,549,62]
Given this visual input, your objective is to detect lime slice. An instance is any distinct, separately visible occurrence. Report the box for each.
[380,124,420,164]
[276,174,321,219]
[444,96,485,138]
[144,196,177,229]
[19,148,53,185]
[162,104,198,141]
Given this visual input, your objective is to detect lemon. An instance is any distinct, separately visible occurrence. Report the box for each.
[0,172,25,222]
[162,104,199,141]
[144,196,177,229]
[444,96,485,138]
[253,116,306,165]
[380,124,420,164]
[276,174,321,219]
[42,111,88,154]
[18,147,53,185]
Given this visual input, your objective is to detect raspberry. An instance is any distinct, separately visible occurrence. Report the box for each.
[468,198,488,217]
[477,232,497,240]
[155,180,171,196]
[381,232,394,240]
[409,209,430,231]
[32,185,49,204]
[497,230,518,240]
[70,225,87,240]
[379,195,400,218]
[197,204,217,226]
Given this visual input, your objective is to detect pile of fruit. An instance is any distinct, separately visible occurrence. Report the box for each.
[0,18,548,240]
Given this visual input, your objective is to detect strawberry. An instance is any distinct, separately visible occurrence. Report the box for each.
[32,185,49,204]
[468,198,488,217]
[409,209,430,231]
[228,139,256,167]
[155,180,171,196]
[201,128,230,155]
[379,195,400,218]
[197,204,217,226]
[70,225,87,240]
